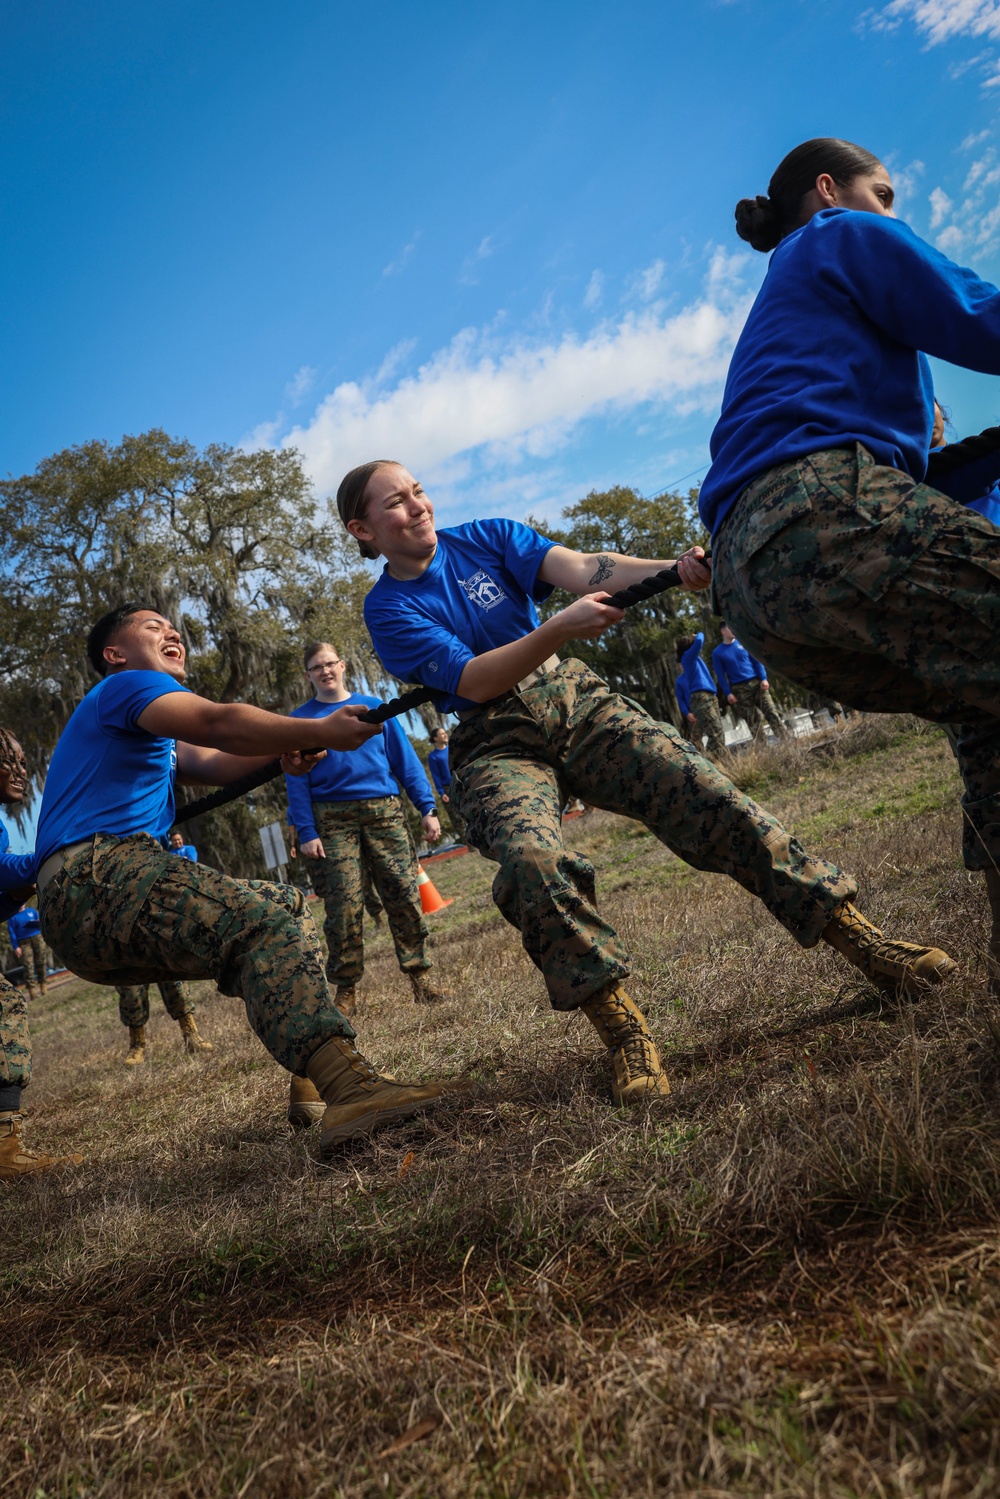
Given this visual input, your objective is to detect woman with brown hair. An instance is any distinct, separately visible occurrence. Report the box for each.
[333,460,955,1107]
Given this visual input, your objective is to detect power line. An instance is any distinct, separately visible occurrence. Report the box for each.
[646,463,708,499]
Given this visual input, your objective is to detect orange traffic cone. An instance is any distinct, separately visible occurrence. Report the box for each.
[416,863,452,914]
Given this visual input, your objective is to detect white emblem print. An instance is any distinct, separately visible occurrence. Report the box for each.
[458,569,506,612]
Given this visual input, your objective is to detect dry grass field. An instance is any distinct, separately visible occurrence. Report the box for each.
[6,716,1000,1498]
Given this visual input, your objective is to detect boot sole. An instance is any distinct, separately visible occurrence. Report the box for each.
[319,1095,442,1155]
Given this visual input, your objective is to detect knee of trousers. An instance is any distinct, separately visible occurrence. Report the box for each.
[491,843,598,917]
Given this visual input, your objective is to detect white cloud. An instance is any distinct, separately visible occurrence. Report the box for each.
[961,127,992,147]
[583,269,604,309]
[459,235,496,285]
[873,0,1000,44]
[382,233,420,277]
[929,185,953,225]
[284,364,318,406]
[926,147,1000,251]
[867,0,1000,85]
[630,258,666,302]
[274,250,755,496]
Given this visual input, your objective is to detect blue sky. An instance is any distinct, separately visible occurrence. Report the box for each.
[3,0,1000,852]
[3,0,1000,538]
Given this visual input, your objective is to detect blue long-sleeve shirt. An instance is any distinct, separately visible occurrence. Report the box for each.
[283,693,436,844]
[427,746,451,796]
[712,640,767,696]
[674,633,717,717]
[8,907,41,946]
[0,819,34,924]
[700,209,1000,537]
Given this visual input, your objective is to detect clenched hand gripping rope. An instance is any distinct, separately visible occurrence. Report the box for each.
[174,558,697,826]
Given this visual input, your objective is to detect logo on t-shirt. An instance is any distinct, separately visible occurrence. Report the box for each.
[458,569,506,612]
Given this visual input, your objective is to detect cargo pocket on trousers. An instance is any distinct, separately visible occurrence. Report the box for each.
[836,491,938,601]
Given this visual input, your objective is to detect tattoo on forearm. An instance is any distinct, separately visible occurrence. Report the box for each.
[588,554,615,587]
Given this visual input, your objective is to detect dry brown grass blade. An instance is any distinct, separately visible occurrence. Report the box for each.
[376,1414,441,1458]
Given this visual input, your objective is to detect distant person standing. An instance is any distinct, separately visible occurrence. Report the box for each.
[8,901,48,1000]
[427,726,466,839]
[114,978,213,1064]
[168,830,198,862]
[0,728,81,1178]
[674,632,727,759]
[712,626,787,742]
[285,642,449,1016]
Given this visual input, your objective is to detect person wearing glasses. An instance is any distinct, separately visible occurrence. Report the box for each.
[285,642,449,1019]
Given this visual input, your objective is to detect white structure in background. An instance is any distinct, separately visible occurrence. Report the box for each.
[259,820,288,883]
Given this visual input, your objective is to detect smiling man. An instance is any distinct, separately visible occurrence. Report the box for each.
[32,603,460,1155]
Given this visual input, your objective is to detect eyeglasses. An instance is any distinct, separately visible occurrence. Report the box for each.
[307,659,343,672]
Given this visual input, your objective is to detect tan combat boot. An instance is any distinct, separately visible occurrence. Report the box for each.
[0,1113,83,1181]
[288,1074,326,1129]
[821,900,957,997]
[984,868,1000,999]
[306,1036,450,1156]
[124,1025,146,1065]
[581,987,671,1105]
[409,970,452,1005]
[178,1014,214,1054]
[335,985,358,1018]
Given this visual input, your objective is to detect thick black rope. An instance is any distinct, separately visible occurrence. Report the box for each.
[174,557,694,827]
[926,424,1000,480]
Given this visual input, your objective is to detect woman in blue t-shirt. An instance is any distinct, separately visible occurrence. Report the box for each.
[336,459,955,1106]
[700,136,1000,990]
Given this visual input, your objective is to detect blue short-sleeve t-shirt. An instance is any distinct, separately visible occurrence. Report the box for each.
[363,518,557,713]
[34,670,190,873]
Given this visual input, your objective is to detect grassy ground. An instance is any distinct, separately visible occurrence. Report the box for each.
[6,716,1000,1498]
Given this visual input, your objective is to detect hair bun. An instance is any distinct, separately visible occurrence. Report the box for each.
[734,193,782,253]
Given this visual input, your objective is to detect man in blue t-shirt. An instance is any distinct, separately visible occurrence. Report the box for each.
[285,639,447,1014]
[427,726,465,839]
[33,603,461,1157]
[8,901,47,999]
[712,626,787,742]
[674,632,726,759]
[0,727,81,1178]
[168,831,198,862]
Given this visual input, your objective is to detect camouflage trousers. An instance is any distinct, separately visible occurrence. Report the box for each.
[730,678,786,741]
[713,443,1000,870]
[312,799,430,987]
[449,659,855,1011]
[0,973,30,1089]
[687,689,728,758]
[116,979,192,1029]
[19,934,48,996]
[438,795,467,840]
[38,833,355,1074]
[308,843,384,921]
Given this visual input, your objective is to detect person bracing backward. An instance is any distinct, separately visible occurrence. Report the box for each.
[674,632,727,760]
[338,462,955,1107]
[699,136,1000,993]
[32,606,464,1157]
[0,728,82,1180]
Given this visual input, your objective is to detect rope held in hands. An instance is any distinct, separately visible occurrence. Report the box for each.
[925,424,1000,480]
[174,557,697,827]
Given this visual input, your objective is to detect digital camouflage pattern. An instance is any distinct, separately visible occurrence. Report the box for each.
[312,798,430,987]
[39,834,355,1074]
[449,659,855,1011]
[730,678,786,742]
[712,443,1000,870]
[305,840,384,921]
[115,978,193,1029]
[0,972,31,1088]
[687,688,728,759]
[18,934,48,998]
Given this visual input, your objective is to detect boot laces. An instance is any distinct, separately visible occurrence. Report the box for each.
[615,1026,658,1082]
[838,905,928,971]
